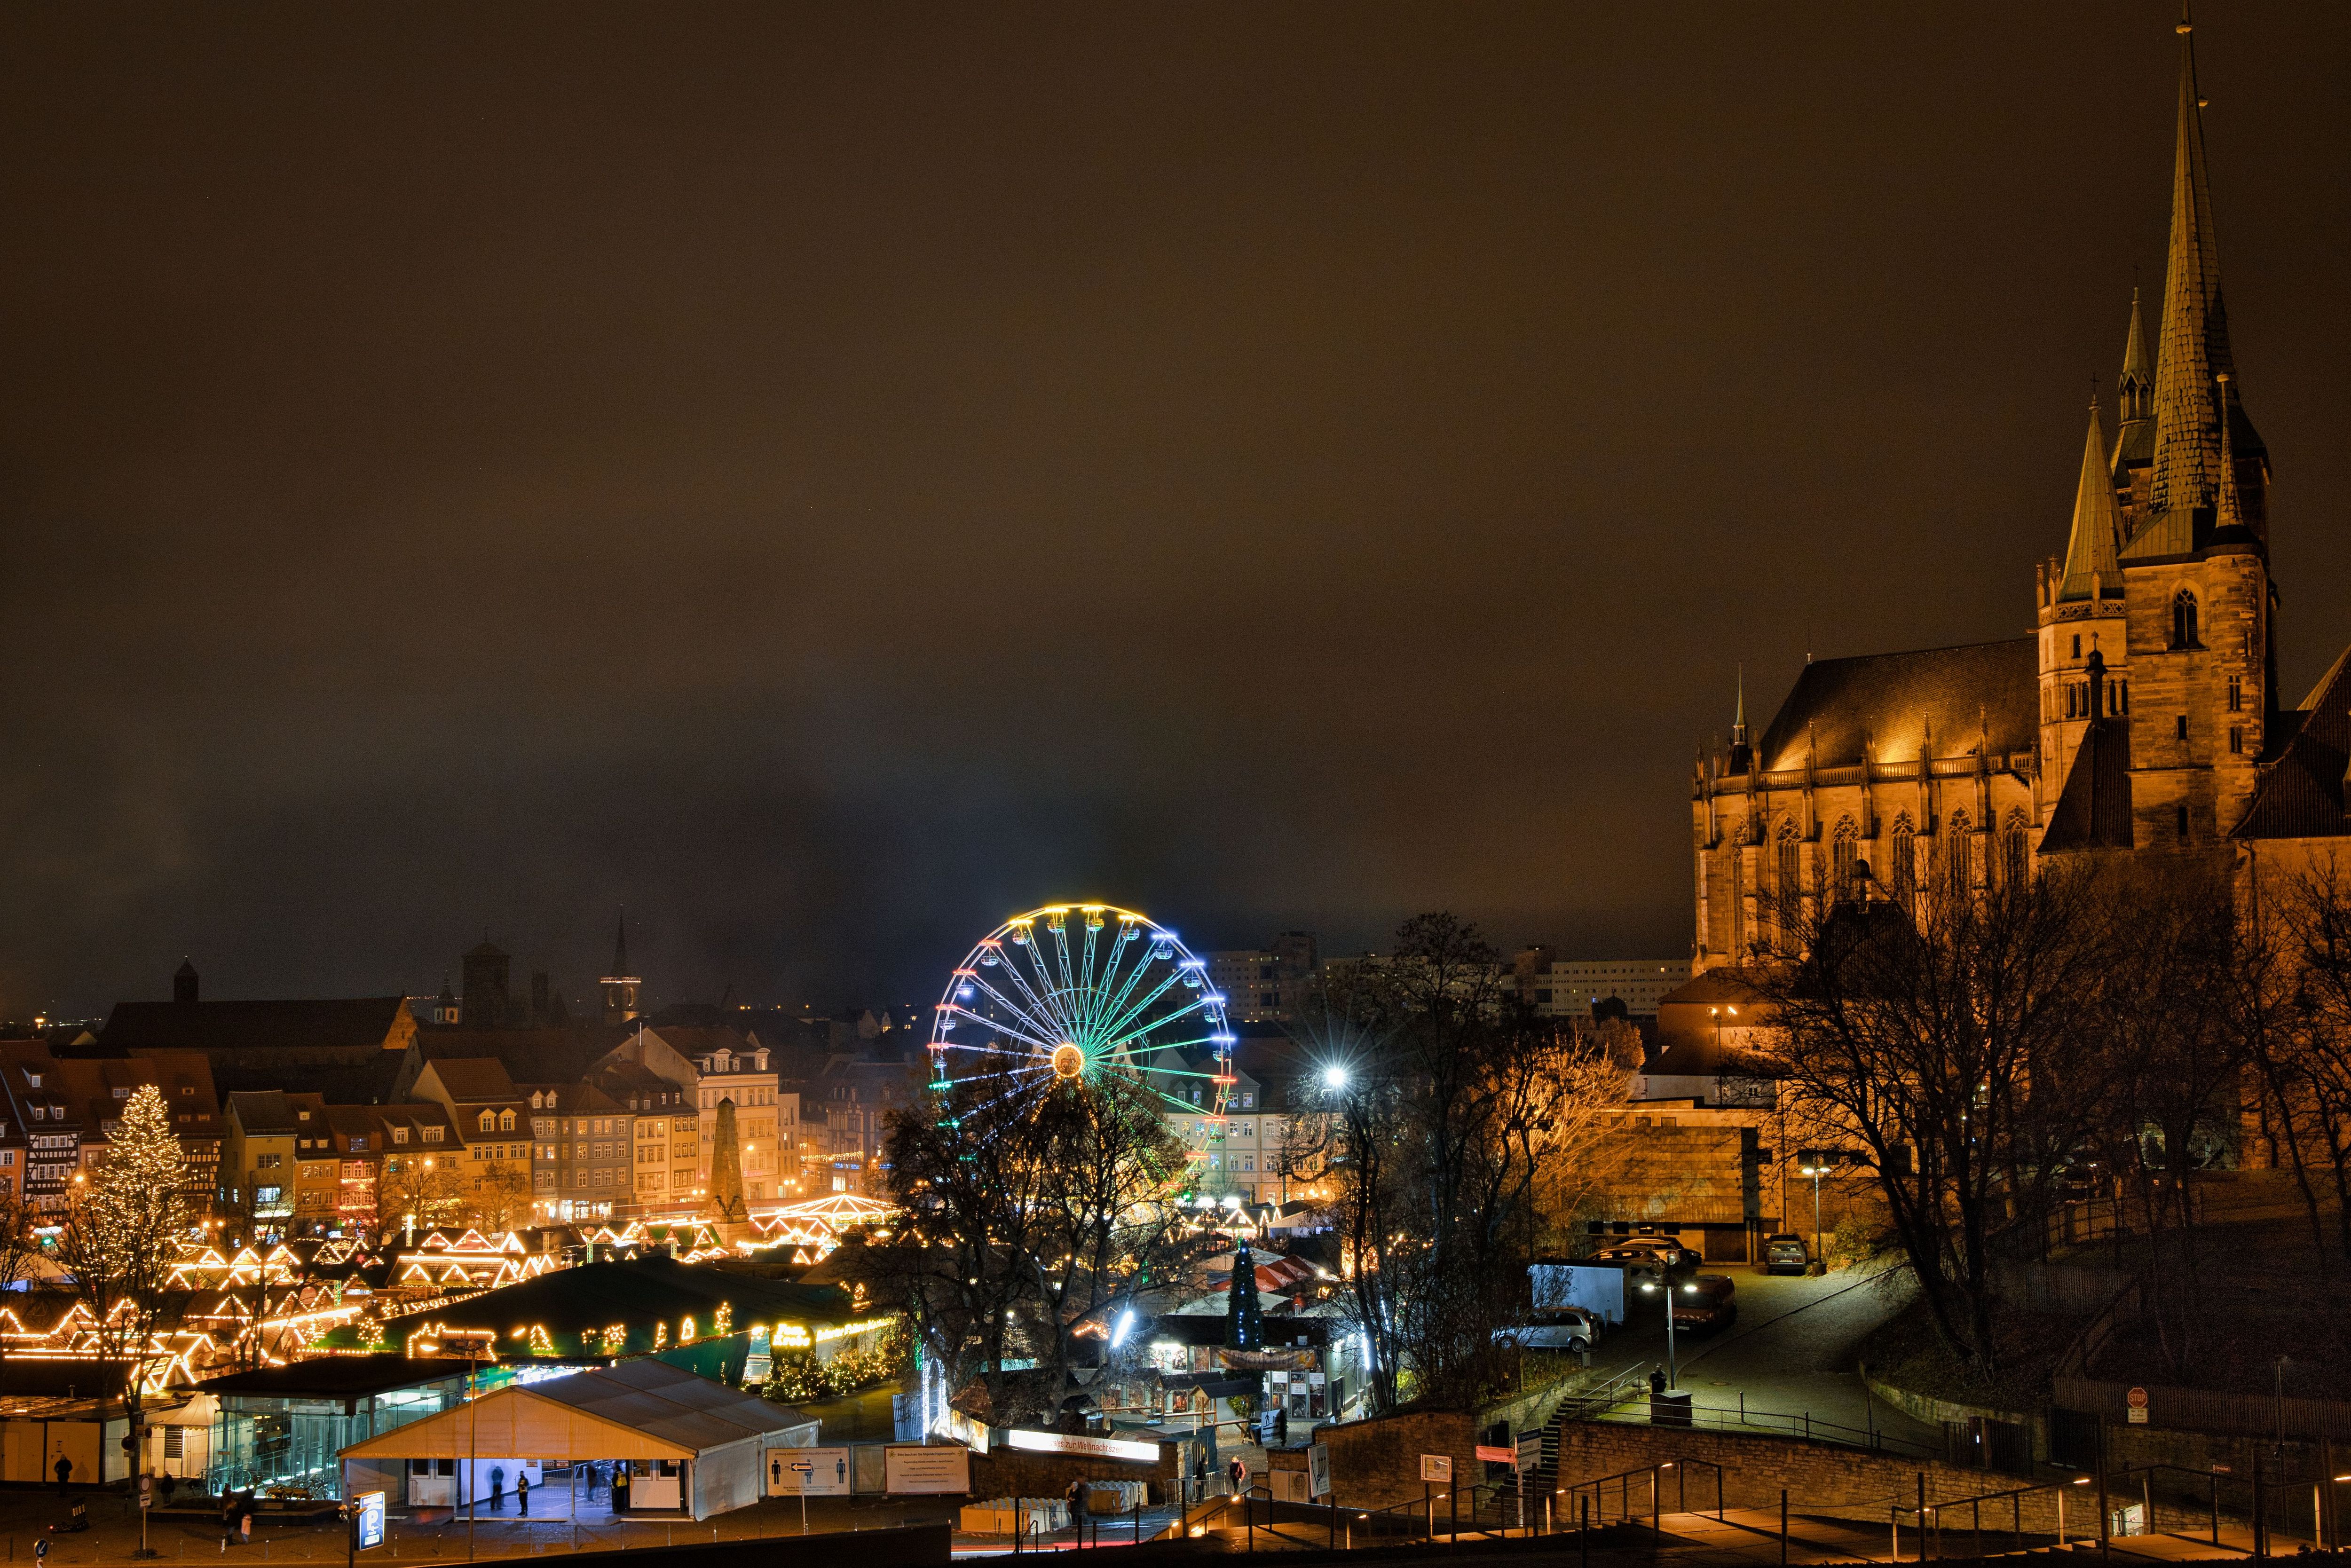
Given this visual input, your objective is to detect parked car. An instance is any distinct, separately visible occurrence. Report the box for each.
[1670,1274,1738,1331]
[1496,1306,1605,1355]
[1761,1233,1811,1275]
[1592,1242,1699,1276]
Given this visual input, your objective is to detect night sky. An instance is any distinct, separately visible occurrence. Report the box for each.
[3,4,2346,1017]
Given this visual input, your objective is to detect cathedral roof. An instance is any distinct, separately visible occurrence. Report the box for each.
[1755,639,2035,774]
[2038,712,2135,854]
[2232,645,2351,841]
[2056,405,2126,602]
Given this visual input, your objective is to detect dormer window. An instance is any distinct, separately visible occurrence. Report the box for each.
[296,1108,309,1120]
[478,1111,496,1133]
[498,1110,516,1132]
[392,1127,410,1145]
[22,1073,39,1089]
[31,1107,44,1121]
[422,1127,443,1144]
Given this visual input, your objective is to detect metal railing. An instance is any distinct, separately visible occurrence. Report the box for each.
[1556,1384,1938,1459]
[1889,1471,2098,1561]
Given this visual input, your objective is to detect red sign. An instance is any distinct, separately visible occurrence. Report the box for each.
[1475,1446,1515,1464]
[2125,1387,2149,1409]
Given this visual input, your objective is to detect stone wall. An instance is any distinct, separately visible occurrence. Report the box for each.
[965,1440,1183,1507]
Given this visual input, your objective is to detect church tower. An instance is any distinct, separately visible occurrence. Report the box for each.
[600,913,642,1027]
[2035,401,2130,825]
[2108,10,2273,849]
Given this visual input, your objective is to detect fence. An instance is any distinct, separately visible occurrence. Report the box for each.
[2054,1377,2351,1443]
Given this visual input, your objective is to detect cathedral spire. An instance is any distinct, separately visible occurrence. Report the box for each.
[2057,399,2125,601]
[2212,372,2247,536]
[1726,665,1751,776]
[2136,4,2261,554]
[2117,288,2153,424]
[611,910,631,980]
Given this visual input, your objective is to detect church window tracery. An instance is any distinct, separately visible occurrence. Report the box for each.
[1999,811,2029,888]
[2171,590,2200,649]
[1946,811,1973,898]
[1773,823,1802,943]
[1830,818,1859,901]
[1890,814,1916,911]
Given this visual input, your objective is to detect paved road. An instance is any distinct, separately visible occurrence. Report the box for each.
[1579,1266,1942,1455]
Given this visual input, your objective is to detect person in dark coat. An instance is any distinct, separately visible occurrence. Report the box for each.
[517,1471,530,1516]
[52,1455,70,1495]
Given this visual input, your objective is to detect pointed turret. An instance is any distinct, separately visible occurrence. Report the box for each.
[610,913,630,980]
[1726,665,1752,776]
[2056,401,2125,601]
[2134,7,2264,557]
[2112,290,2157,484]
[2212,372,2247,537]
[600,907,643,1027]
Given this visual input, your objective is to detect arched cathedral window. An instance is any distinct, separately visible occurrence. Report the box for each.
[1890,814,1916,911]
[2000,809,2029,889]
[1946,811,1973,898]
[2171,590,2200,650]
[1774,823,1802,943]
[1830,818,1859,902]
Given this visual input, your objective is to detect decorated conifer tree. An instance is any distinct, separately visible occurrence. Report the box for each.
[1224,1239,1262,1350]
[56,1084,189,1511]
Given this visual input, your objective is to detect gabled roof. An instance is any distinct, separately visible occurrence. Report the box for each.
[102,998,410,1055]
[418,1058,521,1104]
[226,1091,300,1137]
[2039,715,2135,853]
[1754,640,2036,774]
[337,1360,802,1461]
[2233,645,2351,841]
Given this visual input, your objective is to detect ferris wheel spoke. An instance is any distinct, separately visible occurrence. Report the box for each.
[1003,937,1075,1041]
[1085,926,1154,1043]
[1047,920,1082,1026]
[947,989,1062,1054]
[1093,969,1205,1050]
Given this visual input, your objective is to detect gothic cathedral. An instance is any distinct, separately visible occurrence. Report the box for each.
[1690,16,2349,973]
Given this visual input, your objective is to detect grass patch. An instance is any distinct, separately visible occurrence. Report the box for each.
[1862,1294,2080,1412]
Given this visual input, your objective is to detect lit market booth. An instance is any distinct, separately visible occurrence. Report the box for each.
[316,1255,897,1386]
[338,1361,814,1521]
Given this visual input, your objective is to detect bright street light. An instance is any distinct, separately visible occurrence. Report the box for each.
[1320,1064,1349,1090]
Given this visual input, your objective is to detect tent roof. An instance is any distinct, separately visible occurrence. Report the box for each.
[338,1361,802,1462]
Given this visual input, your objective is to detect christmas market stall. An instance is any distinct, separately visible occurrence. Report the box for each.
[338,1360,809,1521]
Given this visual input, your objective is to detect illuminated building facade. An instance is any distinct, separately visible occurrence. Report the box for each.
[1691,19,2351,969]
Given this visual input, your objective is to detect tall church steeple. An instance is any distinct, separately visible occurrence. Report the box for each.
[1726,665,1751,776]
[2133,6,2265,556]
[2057,401,2125,602]
[600,910,642,1027]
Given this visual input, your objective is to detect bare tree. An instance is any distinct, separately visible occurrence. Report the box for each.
[1756,865,2114,1379]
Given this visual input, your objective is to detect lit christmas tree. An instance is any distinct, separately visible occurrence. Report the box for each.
[56,1083,189,1518]
[1225,1239,1262,1350]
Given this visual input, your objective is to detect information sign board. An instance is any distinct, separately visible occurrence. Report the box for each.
[355,1491,387,1552]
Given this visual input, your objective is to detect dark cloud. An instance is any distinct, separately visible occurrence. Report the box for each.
[2,3,2346,1014]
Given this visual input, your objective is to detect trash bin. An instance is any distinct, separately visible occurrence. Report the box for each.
[1649,1392,1694,1428]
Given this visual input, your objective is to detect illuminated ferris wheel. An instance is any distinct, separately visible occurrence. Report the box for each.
[926,903,1236,1122]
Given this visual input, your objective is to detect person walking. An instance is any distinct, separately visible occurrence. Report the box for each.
[52,1454,70,1495]
[1228,1456,1246,1498]
[489,1466,505,1513]
[517,1471,530,1517]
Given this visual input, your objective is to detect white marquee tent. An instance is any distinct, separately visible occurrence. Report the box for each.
[339,1360,818,1521]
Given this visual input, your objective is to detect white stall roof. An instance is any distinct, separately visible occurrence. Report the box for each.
[340,1360,807,1462]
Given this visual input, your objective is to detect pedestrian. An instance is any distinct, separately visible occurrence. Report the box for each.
[612,1462,631,1515]
[1192,1453,1207,1504]
[52,1454,70,1495]
[239,1508,252,1547]
[1067,1479,1087,1538]
[1228,1456,1246,1497]
[1648,1367,1666,1399]
[517,1471,530,1517]
[490,1466,505,1513]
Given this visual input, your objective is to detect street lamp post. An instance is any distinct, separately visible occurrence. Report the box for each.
[1797,1151,1836,1276]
